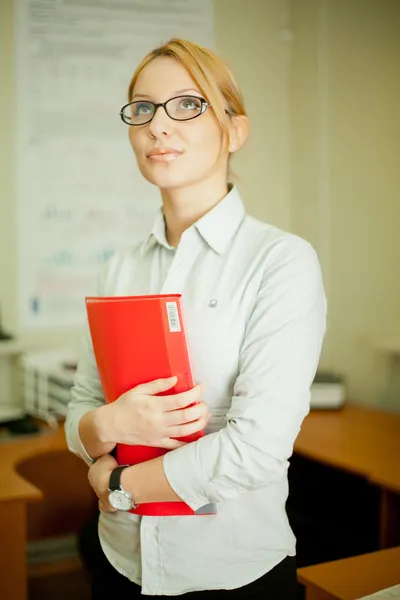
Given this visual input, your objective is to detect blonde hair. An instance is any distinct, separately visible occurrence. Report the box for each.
[127,38,247,149]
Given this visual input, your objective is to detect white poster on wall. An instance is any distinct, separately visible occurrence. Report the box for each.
[15,0,213,329]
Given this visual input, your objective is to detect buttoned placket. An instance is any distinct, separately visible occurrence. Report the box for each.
[159,227,205,295]
[140,226,205,595]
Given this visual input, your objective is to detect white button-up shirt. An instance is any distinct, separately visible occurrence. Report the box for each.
[65,185,326,596]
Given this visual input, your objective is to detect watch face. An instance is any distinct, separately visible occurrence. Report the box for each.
[108,490,133,511]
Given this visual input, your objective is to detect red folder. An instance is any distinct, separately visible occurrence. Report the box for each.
[86,294,204,516]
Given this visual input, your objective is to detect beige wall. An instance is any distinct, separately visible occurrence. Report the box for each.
[0,0,399,407]
[215,0,292,230]
[327,0,400,407]
[0,0,16,334]
[290,0,400,406]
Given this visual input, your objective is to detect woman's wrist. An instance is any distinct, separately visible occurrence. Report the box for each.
[78,406,116,460]
[120,465,141,504]
[95,404,116,444]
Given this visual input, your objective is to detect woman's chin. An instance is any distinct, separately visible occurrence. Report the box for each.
[140,169,192,191]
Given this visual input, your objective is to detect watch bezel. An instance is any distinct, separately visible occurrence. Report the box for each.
[108,488,134,511]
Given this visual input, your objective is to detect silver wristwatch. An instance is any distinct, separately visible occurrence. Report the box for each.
[108,465,139,511]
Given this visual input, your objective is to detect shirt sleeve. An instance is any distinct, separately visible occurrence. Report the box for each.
[64,262,110,466]
[163,236,327,511]
[64,328,105,466]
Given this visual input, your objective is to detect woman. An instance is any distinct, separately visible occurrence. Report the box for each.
[66,38,326,599]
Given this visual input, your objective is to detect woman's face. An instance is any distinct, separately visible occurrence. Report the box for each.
[128,57,228,191]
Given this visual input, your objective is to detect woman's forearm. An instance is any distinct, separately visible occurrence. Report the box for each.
[78,405,116,460]
[120,456,182,504]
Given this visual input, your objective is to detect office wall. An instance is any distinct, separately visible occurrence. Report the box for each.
[0,0,16,336]
[290,0,400,406]
[0,0,399,406]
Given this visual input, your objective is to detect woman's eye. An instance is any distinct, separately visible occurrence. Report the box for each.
[179,98,201,110]
[134,103,152,115]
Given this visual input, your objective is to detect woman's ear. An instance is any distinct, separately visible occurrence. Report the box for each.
[228,115,249,154]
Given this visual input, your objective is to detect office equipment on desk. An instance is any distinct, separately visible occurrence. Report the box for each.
[87,294,215,517]
[19,348,77,427]
[310,371,346,409]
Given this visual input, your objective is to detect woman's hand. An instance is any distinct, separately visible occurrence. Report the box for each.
[96,376,210,450]
[88,454,119,513]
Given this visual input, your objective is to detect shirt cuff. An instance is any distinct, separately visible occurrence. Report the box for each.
[64,408,96,467]
[162,441,210,512]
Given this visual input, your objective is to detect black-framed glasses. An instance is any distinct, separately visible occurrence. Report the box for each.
[119,95,210,126]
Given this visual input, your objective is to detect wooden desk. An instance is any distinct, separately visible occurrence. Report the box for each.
[298,546,400,600]
[0,425,95,600]
[295,404,400,492]
[294,403,400,548]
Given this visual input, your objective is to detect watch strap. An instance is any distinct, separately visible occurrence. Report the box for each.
[109,464,131,492]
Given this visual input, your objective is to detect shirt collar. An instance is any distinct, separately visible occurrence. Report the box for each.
[140,210,175,258]
[140,185,245,257]
[194,185,245,255]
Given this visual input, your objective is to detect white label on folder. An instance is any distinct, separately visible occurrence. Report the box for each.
[166,302,181,332]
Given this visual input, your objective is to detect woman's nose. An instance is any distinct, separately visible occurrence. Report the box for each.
[148,105,172,138]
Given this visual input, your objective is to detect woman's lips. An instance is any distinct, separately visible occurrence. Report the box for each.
[147,148,182,162]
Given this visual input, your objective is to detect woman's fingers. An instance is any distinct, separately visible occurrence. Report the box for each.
[113,379,208,448]
[159,437,188,450]
[164,400,209,426]
[161,385,204,411]
[167,415,211,439]
[158,413,211,448]
[133,376,178,396]
[98,500,117,513]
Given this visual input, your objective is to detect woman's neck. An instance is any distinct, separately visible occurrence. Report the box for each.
[161,178,229,248]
